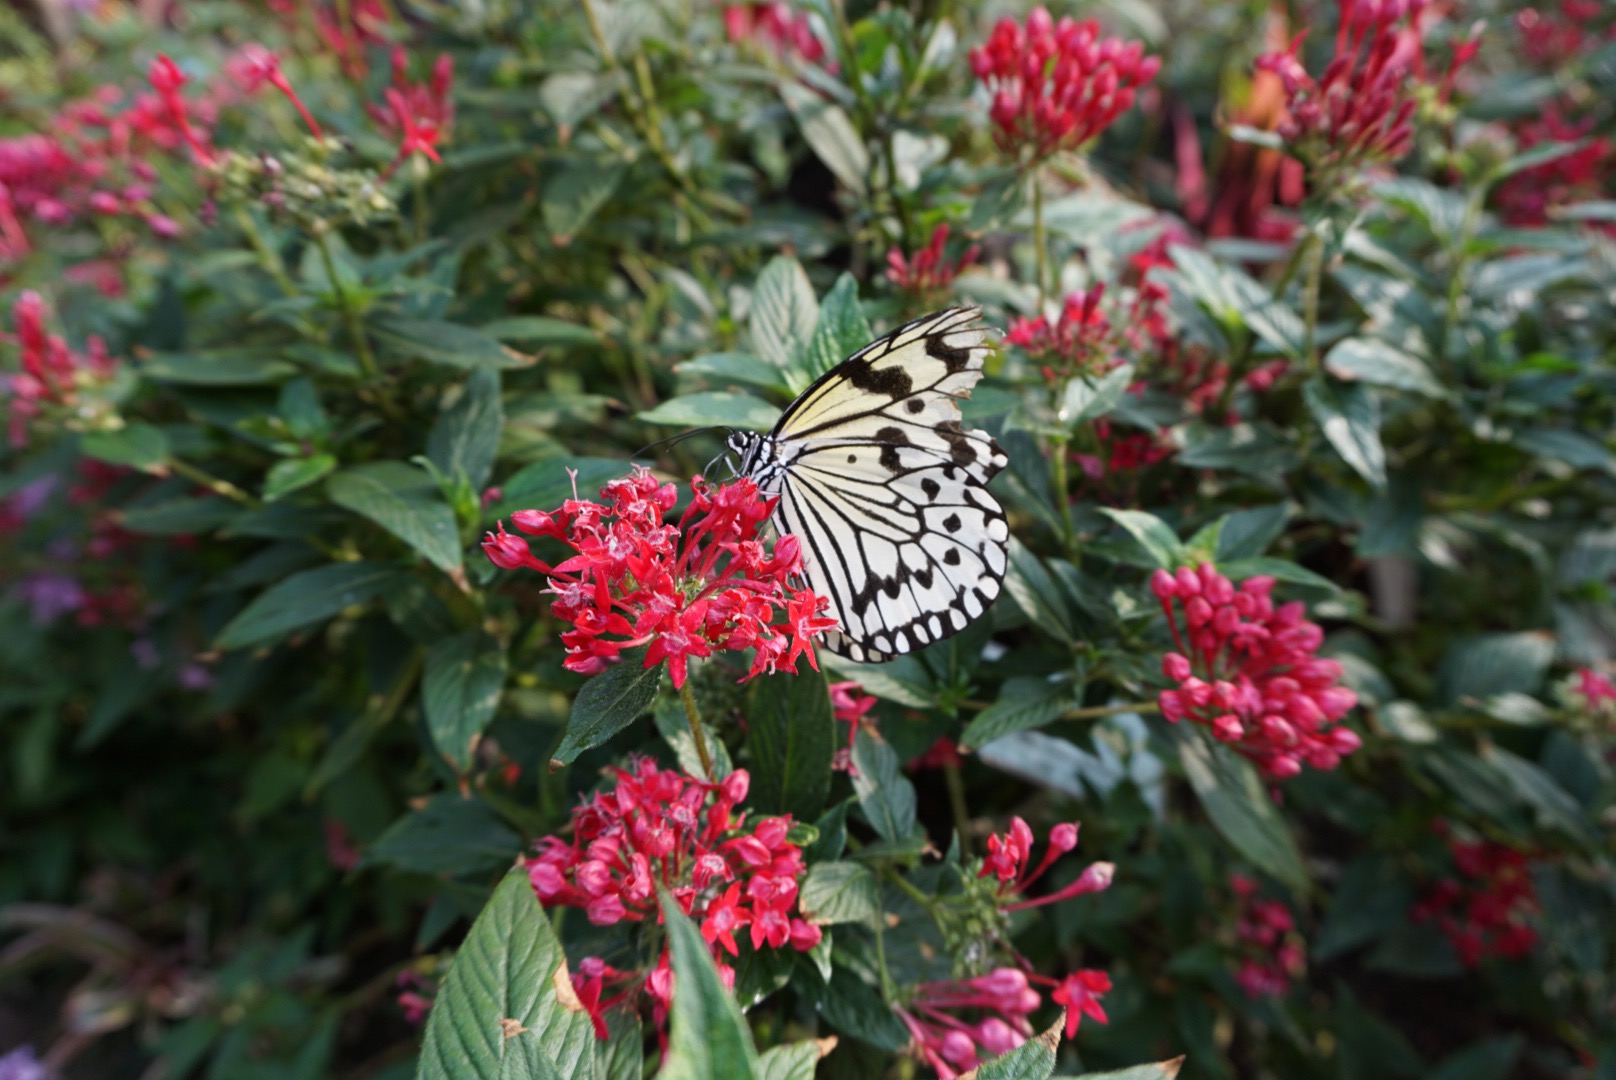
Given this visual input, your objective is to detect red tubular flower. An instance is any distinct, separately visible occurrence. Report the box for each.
[887,223,981,299]
[1411,834,1540,967]
[227,44,324,137]
[1049,970,1111,1036]
[371,48,455,177]
[829,680,877,772]
[895,968,1043,1079]
[526,759,820,1035]
[1253,0,1476,174]
[969,7,1160,163]
[979,817,1113,913]
[147,55,213,165]
[1153,563,1361,779]
[4,292,121,447]
[484,467,835,689]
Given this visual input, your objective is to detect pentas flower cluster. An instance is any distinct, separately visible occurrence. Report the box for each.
[1228,874,1305,998]
[1515,0,1612,67]
[887,224,980,302]
[1411,834,1540,967]
[1152,564,1361,780]
[1255,0,1477,175]
[4,291,119,447]
[979,817,1115,914]
[484,468,835,688]
[724,3,827,64]
[367,48,456,177]
[1571,667,1616,720]
[970,8,1160,163]
[1007,286,1119,381]
[1495,109,1613,227]
[526,760,820,1037]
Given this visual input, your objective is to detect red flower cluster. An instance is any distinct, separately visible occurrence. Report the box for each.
[1572,667,1616,718]
[1255,0,1477,173]
[1007,285,1120,380]
[526,760,821,1036]
[1412,834,1540,967]
[896,968,1043,1078]
[980,817,1114,914]
[1495,109,1613,227]
[1229,874,1305,997]
[723,3,827,64]
[484,468,835,688]
[887,224,980,300]
[969,7,1160,162]
[4,291,119,447]
[1153,564,1361,779]
[369,48,456,177]
[226,45,325,138]
[1515,0,1613,67]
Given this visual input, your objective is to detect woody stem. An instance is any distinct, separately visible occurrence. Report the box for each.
[680,679,713,779]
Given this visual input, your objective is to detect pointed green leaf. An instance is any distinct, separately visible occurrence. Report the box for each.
[329,462,463,572]
[424,630,508,771]
[797,861,878,926]
[417,869,596,1080]
[1178,730,1308,892]
[81,423,171,471]
[780,81,869,197]
[541,161,627,244]
[960,676,1075,750]
[1304,376,1386,488]
[1097,508,1184,569]
[552,646,662,767]
[638,392,781,432]
[803,273,874,380]
[429,368,504,490]
[658,889,759,1080]
[746,666,834,821]
[850,728,916,843]
[374,318,532,370]
[264,454,338,501]
[751,256,819,369]
[215,562,401,649]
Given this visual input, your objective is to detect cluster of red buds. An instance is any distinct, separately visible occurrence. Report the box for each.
[896,819,1113,1075]
[886,223,981,301]
[1228,874,1305,997]
[1254,0,1478,175]
[1571,667,1616,720]
[527,760,820,1037]
[4,292,119,447]
[723,3,827,64]
[484,468,835,689]
[1153,564,1361,780]
[1411,833,1540,967]
[1007,285,1120,381]
[969,7,1160,163]
[1072,420,1174,499]
[368,48,456,177]
[1514,0,1613,67]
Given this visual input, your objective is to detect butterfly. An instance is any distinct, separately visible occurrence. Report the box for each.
[725,307,1010,663]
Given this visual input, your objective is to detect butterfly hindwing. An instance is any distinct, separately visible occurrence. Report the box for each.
[759,307,1009,663]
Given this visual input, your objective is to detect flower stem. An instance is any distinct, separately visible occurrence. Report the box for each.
[167,458,261,508]
[680,679,714,779]
[312,229,403,423]
[1300,229,1325,370]
[1059,700,1161,722]
[1031,169,1049,308]
[943,758,972,859]
[233,207,298,297]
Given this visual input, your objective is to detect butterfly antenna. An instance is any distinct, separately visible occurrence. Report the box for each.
[631,426,719,461]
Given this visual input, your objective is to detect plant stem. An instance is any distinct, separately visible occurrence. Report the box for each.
[679,679,713,779]
[1438,186,1485,372]
[1031,169,1049,308]
[312,229,403,423]
[1300,229,1325,370]
[167,458,261,508]
[233,207,298,297]
[1059,699,1161,722]
[943,758,972,859]
[880,864,943,919]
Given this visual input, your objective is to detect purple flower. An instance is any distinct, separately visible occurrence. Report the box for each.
[14,572,85,626]
[0,1045,51,1080]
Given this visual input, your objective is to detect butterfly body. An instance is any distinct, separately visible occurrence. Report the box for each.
[728,307,1010,664]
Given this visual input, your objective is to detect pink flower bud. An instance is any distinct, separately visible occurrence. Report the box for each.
[720,769,750,805]
[1049,822,1080,852]
[1150,568,1178,599]
[1162,653,1192,681]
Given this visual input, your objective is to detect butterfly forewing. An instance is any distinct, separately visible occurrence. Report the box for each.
[755,307,1010,663]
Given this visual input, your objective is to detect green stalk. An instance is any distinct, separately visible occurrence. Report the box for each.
[679,679,713,779]
[1031,170,1049,308]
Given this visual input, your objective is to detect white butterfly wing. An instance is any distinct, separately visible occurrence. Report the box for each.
[767,308,1009,663]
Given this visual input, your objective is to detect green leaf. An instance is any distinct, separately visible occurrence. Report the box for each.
[755,1041,831,1080]
[279,378,329,439]
[1515,427,1616,472]
[850,728,916,843]
[430,368,504,490]
[960,676,1075,750]
[263,454,338,501]
[1061,364,1135,428]
[1059,1060,1186,1080]
[964,1014,1062,1079]
[1168,245,1303,358]
[120,495,239,535]
[1214,557,1340,592]
[677,352,793,394]
[638,392,781,432]
[751,256,819,370]
[968,169,1026,231]
[143,350,297,385]
[780,80,869,197]
[373,318,531,370]
[81,423,170,471]
[1004,540,1077,644]
[746,666,835,821]
[498,458,626,513]
[417,868,596,1080]
[797,861,879,926]
[480,316,598,348]
[328,462,464,573]
[1178,730,1308,891]
[654,697,734,779]
[216,562,401,649]
[658,889,760,1080]
[1323,338,1445,397]
[541,161,627,244]
[1481,745,1595,845]
[1098,508,1184,568]
[1437,632,1555,704]
[368,795,522,877]
[1303,376,1386,488]
[822,654,937,708]
[424,630,508,772]
[1426,1037,1524,1080]
[803,273,875,381]
[552,646,662,767]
